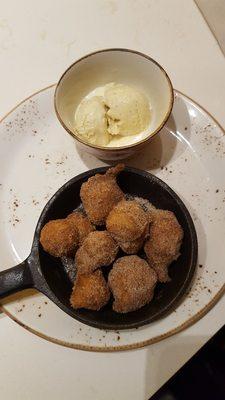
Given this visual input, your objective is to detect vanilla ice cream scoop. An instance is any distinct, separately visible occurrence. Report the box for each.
[104,83,150,136]
[74,83,151,146]
[75,96,110,146]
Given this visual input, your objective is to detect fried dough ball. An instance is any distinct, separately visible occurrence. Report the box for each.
[80,164,125,225]
[106,200,149,254]
[40,219,79,257]
[108,255,157,313]
[144,210,183,282]
[133,196,156,223]
[75,231,119,275]
[66,211,94,245]
[118,234,146,254]
[70,270,110,310]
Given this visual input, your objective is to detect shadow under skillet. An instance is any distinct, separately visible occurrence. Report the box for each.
[0,288,40,307]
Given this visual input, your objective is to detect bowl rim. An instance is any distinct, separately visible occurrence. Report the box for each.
[54,48,174,151]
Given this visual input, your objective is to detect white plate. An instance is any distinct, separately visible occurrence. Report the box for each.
[0,85,224,352]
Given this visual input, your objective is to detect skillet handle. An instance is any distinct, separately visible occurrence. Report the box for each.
[0,260,33,299]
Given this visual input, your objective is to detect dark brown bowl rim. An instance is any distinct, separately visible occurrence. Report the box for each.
[54,48,174,151]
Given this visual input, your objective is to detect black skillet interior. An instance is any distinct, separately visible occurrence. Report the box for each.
[36,167,198,330]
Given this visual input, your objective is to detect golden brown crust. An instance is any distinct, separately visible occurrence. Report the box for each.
[106,200,149,241]
[105,163,125,176]
[70,270,110,310]
[118,223,149,254]
[66,211,94,245]
[144,210,184,282]
[80,164,125,225]
[75,231,119,275]
[106,200,149,253]
[108,255,157,313]
[40,219,79,257]
[118,237,144,254]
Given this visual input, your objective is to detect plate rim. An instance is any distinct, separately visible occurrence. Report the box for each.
[0,84,224,352]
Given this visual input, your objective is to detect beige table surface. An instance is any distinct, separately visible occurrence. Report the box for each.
[0,1,225,399]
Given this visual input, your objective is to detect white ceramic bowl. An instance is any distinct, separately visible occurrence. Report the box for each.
[54,49,174,160]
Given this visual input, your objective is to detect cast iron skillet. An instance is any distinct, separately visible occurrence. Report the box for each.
[0,167,198,330]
